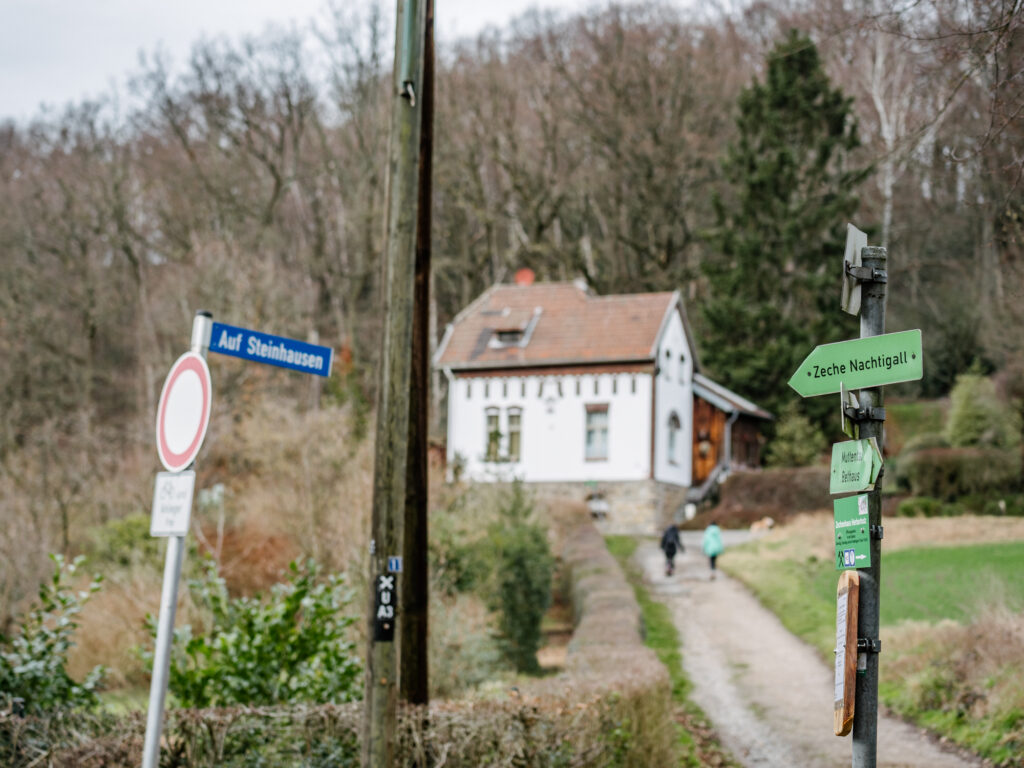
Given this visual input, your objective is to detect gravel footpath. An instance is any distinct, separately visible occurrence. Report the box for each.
[639,534,983,768]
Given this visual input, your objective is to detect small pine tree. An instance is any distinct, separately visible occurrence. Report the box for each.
[765,402,827,467]
[488,483,553,674]
[702,30,869,423]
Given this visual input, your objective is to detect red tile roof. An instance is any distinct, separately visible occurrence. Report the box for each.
[435,282,680,370]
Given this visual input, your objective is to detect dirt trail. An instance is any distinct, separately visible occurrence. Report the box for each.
[640,534,982,768]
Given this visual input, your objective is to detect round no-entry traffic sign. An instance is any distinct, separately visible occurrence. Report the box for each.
[156,352,212,472]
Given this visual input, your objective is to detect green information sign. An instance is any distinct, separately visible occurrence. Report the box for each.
[834,495,871,570]
[830,438,882,495]
[788,329,923,398]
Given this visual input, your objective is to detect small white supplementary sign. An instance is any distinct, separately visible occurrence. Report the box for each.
[835,590,848,704]
[151,471,196,537]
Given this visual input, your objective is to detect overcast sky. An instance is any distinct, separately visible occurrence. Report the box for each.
[0,0,594,123]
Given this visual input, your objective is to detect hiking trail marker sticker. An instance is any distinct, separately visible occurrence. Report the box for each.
[834,494,871,570]
[156,352,212,473]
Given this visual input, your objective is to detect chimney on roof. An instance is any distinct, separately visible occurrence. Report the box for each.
[514,268,535,286]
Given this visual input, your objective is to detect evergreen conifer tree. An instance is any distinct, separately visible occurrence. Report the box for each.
[702,30,869,424]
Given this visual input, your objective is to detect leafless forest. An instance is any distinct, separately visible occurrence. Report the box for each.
[1,0,1022,619]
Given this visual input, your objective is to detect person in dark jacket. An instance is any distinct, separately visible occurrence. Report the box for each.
[660,524,683,576]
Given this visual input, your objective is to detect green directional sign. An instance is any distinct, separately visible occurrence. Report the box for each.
[834,495,871,570]
[830,438,882,494]
[788,329,922,398]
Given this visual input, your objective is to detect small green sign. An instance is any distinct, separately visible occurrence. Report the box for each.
[834,495,871,570]
[788,330,923,398]
[830,438,882,495]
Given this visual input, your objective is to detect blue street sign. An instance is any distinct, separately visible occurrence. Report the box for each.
[387,556,403,573]
[209,322,333,377]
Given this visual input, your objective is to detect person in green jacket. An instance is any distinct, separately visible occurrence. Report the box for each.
[702,523,724,580]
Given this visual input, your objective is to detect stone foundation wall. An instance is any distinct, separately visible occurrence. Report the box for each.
[523,479,688,535]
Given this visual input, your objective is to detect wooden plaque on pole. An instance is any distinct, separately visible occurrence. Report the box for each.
[834,570,860,736]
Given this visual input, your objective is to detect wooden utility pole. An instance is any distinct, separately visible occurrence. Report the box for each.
[363,0,427,765]
[401,0,433,708]
[851,246,887,768]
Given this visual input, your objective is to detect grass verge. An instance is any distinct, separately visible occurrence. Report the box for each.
[723,535,1024,766]
[605,536,738,768]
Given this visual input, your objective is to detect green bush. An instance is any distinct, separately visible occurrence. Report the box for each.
[146,559,361,708]
[0,555,104,715]
[3,521,676,768]
[900,447,1020,500]
[765,402,826,467]
[900,432,950,454]
[86,514,163,567]
[946,373,1022,449]
[981,495,1024,516]
[488,483,553,674]
[895,497,965,518]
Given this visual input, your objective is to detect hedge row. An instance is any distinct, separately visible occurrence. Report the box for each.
[2,521,673,767]
[896,446,1021,500]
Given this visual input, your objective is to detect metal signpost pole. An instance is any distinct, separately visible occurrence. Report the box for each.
[142,311,212,768]
[851,247,887,768]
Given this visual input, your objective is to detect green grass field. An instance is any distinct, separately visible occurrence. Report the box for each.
[725,537,1024,765]
[754,541,1024,646]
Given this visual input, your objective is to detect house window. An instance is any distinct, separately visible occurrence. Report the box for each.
[664,349,671,379]
[679,355,686,383]
[507,408,522,462]
[667,412,682,465]
[485,407,500,462]
[585,404,609,461]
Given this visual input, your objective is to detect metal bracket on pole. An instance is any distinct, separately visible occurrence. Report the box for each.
[856,638,882,654]
[870,525,883,540]
[844,405,886,422]
[846,264,888,283]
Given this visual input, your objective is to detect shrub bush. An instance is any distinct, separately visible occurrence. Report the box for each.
[895,497,965,518]
[765,402,826,467]
[946,373,1022,449]
[899,432,950,454]
[86,514,163,568]
[488,483,553,673]
[0,555,104,715]
[3,521,675,768]
[144,558,361,708]
[899,447,1020,500]
[981,495,1024,516]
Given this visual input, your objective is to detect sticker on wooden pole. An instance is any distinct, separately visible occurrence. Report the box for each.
[835,570,860,736]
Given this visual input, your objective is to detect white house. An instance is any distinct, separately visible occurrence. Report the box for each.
[433,278,770,532]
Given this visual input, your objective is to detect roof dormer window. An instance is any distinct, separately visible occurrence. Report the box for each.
[495,329,524,345]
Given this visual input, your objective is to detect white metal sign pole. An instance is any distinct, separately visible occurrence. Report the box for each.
[142,310,212,768]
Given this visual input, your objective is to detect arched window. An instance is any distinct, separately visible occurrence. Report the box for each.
[667,412,682,465]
